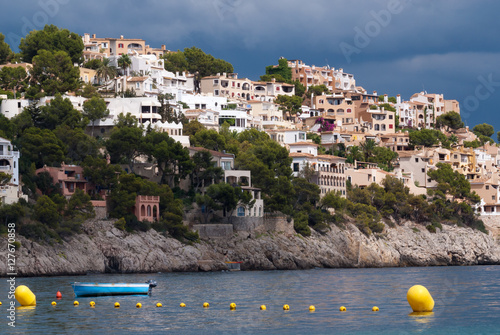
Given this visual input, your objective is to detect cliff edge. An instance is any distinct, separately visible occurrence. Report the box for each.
[1,218,499,277]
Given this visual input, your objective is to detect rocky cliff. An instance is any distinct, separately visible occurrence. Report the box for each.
[1,218,500,277]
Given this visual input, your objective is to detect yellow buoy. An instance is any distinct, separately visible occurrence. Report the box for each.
[372,306,379,312]
[136,303,142,308]
[230,302,236,310]
[283,304,290,311]
[180,303,186,307]
[0,301,2,305]
[73,301,79,306]
[90,301,95,307]
[339,306,346,312]
[14,285,36,306]
[260,305,266,310]
[51,301,57,306]
[114,302,120,308]
[203,302,209,308]
[309,305,315,311]
[156,303,162,307]
[407,285,434,312]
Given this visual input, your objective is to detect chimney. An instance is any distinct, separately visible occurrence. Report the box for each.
[120,35,124,39]
[373,91,377,96]
[384,94,388,103]
[397,94,401,104]
[161,45,166,50]
[92,34,96,38]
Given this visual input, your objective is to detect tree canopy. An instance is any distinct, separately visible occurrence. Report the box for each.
[30,50,80,96]
[0,33,13,64]
[19,24,84,64]
[264,58,291,82]
[472,123,494,138]
[163,47,233,78]
[0,66,27,99]
[83,95,109,137]
[435,111,463,131]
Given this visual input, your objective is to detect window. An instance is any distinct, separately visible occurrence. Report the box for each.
[486,185,490,190]
[136,83,140,89]
[293,163,300,172]
[389,124,393,129]
[347,108,352,113]
[421,168,425,173]
[415,158,419,162]
[237,207,245,217]
[221,161,231,170]
[214,90,219,96]
[118,43,124,48]
[389,114,393,119]
[18,102,21,108]
[214,79,219,85]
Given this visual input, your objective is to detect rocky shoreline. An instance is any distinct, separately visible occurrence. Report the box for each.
[1,218,500,277]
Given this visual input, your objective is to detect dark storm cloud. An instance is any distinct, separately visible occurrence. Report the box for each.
[1,0,500,130]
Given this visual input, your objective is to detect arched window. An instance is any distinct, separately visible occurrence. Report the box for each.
[237,207,245,217]
[375,124,380,131]
[141,205,146,216]
[259,207,262,216]
[147,205,151,216]
[153,205,158,219]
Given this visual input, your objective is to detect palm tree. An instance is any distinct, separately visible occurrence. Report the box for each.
[96,58,117,84]
[360,139,377,161]
[346,145,363,164]
[117,54,132,97]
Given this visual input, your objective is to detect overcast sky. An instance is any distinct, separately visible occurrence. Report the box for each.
[2,0,500,134]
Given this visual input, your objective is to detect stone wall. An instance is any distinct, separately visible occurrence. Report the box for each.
[264,214,295,235]
[193,224,233,239]
[480,215,500,241]
[232,217,264,233]
[91,200,107,220]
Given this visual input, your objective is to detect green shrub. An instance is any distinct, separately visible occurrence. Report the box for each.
[114,218,126,231]
[293,211,311,236]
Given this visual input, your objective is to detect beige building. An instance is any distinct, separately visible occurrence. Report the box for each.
[346,167,395,189]
[287,59,356,91]
[471,178,500,215]
[79,67,97,84]
[379,132,411,152]
[82,33,167,60]
[200,73,294,101]
[290,152,347,197]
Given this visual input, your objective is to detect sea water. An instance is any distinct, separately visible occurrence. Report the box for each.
[1,266,499,334]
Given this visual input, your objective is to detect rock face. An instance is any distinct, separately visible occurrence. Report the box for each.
[1,219,499,277]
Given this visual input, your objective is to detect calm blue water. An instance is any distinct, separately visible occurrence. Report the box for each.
[1,266,499,334]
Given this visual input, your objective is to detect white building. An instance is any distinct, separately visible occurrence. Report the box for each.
[0,137,25,205]
[0,99,30,119]
[92,97,189,146]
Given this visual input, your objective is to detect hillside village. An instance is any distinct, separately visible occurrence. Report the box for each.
[0,27,499,241]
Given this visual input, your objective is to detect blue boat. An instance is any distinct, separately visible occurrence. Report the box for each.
[71,280,157,297]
